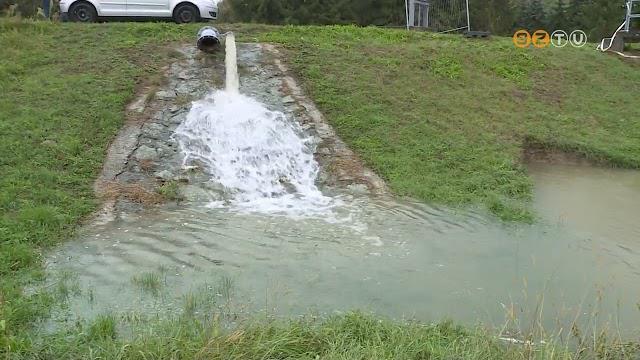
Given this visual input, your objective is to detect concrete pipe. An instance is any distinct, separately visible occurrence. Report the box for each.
[197,26,221,53]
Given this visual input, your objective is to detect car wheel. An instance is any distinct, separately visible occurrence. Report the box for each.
[69,2,97,22]
[174,4,200,23]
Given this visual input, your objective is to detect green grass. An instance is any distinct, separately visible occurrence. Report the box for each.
[1,19,639,357]
[53,270,81,301]
[87,314,118,341]
[0,20,197,347]
[11,311,637,359]
[157,180,182,201]
[131,271,163,294]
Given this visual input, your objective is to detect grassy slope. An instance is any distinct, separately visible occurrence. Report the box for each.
[1,20,639,357]
[256,26,640,221]
[0,20,195,347]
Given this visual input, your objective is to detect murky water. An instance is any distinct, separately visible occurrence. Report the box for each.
[529,161,640,249]
[42,38,640,338]
[47,182,640,336]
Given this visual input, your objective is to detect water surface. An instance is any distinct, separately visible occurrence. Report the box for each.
[529,161,640,249]
[47,187,640,336]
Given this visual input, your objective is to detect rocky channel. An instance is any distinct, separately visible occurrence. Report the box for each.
[94,42,386,221]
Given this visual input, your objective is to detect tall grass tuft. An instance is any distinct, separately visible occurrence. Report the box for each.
[131,272,162,294]
[88,314,117,341]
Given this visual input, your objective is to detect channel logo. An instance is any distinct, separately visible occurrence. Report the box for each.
[513,30,588,49]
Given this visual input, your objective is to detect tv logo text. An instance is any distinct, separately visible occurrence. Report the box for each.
[513,30,588,49]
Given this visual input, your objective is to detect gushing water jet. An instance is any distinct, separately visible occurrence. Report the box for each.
[176,31,338,217]
[224,32,239,94]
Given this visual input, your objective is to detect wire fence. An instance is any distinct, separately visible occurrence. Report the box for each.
[406,0,469,33]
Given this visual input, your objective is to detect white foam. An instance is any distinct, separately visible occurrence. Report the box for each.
[173,33,356,221]
[174,90,339,218]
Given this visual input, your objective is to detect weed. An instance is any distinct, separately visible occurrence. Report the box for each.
[217,276,234,304]
[54,270,81,301]
[102,182,163,204]
[427,55,463,79]
[157,180,182,201]
[120,311,144,324]
[87,288,94,304]
[131,272,162,294]
[183,291,197,316]
[88,314,117,341]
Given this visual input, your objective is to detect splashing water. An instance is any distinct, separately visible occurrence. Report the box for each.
[174,34,338,218]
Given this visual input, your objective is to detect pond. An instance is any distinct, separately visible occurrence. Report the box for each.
[46,163,640,337]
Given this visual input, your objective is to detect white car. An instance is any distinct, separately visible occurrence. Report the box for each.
[59,0,217,23]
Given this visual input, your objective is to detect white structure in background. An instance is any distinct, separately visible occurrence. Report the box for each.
[624,0,639,32]
[407,0,430,28]
[405,0,470,33]
[598,0,639,57]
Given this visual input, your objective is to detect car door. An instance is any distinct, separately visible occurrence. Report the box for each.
[126,0,171,17]
[99,0,127,16]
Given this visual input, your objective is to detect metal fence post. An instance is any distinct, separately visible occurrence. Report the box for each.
[405,0,410,30]
[43,0,50,18]
[466,0,471,31]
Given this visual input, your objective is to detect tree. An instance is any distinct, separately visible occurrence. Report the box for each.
[469,0,516,34]
[515,0,531,30]
[548,0,568,31]
[224,0,262,22]
[1,0,45,17]
[580,0,627,41]
[523,0,548,30]
[565,0,586,31]
[257,0,286,24]
[233,0,629,39]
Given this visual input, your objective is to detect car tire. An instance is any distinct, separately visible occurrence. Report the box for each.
[174,4,200,23]
[69,2,97,22]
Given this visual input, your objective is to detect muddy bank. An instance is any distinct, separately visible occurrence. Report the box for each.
[523,143,600,167]
[94,42,386,221]
[521,137,638,169]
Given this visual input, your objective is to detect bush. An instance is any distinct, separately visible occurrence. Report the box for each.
[1,0,58,18]
[1,0,37,17]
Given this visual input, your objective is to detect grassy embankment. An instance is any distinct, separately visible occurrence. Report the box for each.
[1,20,639,358]
[261,26,640,222]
